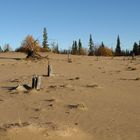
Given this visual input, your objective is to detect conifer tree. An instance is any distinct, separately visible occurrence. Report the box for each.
[101,42,105,48]
[78,39,82,55]
[74,41,78,52]
[3,44,12,52]
[115,35,121,56]
[0,46,3,52]
[42,27,49,51]
[71,40,78,55]
[88,34,94,56]
[125,49,130,56]
[133,42,139,55]
[71,41,75,54]
[139,41,140,55]
[74,41,78,54]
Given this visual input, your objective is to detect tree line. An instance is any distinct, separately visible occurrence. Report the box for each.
[0,28,140,57]
[64,35,140,56]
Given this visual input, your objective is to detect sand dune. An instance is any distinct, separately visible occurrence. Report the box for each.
[0,52,140,140]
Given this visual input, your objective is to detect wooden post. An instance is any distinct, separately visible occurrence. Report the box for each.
[132,52,135,60]
[35,76,38,89]
[68,53,72,63]
[47,61,51,77]
[32,75,42,90]
[32,75,36,89]
[36,76,42,90]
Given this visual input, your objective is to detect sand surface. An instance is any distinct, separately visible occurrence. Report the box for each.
[0,52,140,140]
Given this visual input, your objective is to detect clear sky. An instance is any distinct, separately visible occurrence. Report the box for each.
[0,0,140,50]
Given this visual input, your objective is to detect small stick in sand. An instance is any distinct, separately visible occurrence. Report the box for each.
[68,53,72,63]
[47,60,52,77]
[18,112,22,126]
[132,52,136,60]
[32,75,36,89]
[35,76,38,89]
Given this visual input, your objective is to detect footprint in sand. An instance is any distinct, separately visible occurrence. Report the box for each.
[67,103,87,111]
[127,66,137,71]
[43,99,55,102]
[86,83,102,89]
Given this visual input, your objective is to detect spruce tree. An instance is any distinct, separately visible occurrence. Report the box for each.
[125,49,130,56]
[139,41,140,55]
[42,27,49,51]
[74,41,78,54]
[55,43,59,54]
[115,35,121,56]
[71,41,75,54]
[101,42,105,48]
[78,39,82,55]
[88,34,94,56]
[133,42,139,55]
[0,46,3,52]
[71,40,78,55]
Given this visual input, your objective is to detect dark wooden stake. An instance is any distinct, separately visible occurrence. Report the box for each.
[32,75,36,89]
[35,76,38,89]
[47,61,51,77]
[32,75,42,90]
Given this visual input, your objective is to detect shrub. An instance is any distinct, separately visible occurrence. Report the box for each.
[95,45,113,56]
[3,44,12,52]
[78,48,88,55]
[16,35,41,53]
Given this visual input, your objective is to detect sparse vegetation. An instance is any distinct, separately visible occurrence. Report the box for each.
[95,42,113,56]
[71,39,87,55]
[51,42,59,54]
[0,30,140,57]
[16,35,43,59]
[3,44,12,52]
[16,35,41,53]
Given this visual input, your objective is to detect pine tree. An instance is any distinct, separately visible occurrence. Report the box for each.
[71,41,75,54]
[138,41,140,55]
[42,27,49,51]
[54,43,59,54]
[78,39,82,55]
[88,34,94,56]
[115,35,121,56]
[71,40,78,55]
[125,49,130,56]
[133,42,139,55]
[3,44,12,52]
[101,42,105,48]
[74,41,78,54]
[0,46,3,52]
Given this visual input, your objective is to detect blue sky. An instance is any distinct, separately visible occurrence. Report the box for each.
[0,0,140,50]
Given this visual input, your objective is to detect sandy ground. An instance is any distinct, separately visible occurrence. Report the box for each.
[0,52,140,140]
